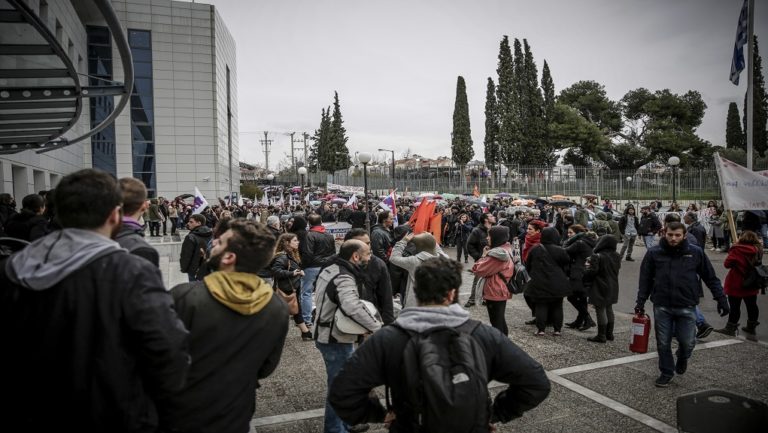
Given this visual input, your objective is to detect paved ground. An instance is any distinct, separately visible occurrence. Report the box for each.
[150,237,768,433]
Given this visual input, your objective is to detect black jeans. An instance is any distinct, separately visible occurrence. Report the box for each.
[595,304,615,327]
[456,239,468,262]
[567,294,590,322]
[486,300,508,336]
[728,295,759,324]
[535,299,564,332]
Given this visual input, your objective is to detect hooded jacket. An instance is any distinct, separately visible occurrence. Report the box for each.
[180,225,213,275]
[524,227,571,300]
[160,272,288,433]
[389,239,449,308]
[472,243,514,301]
[3,209,47,242]
[584,235,621,307]
[466,225,489,260]
[723,243,762,297]
[115,218,160,267]
[328,304,551,431]
[564,232,597,295]
[0,229,190,433]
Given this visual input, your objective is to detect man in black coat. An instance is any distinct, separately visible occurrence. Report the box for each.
[159,219,288,433]
[0,169,190,433]
[370,211,395,263]
[347,204,368,229]
[329,256,550,431]
[464,212,495,307]
[684,212,706,249]
[115,177,159,267]
[180,214,213,281]
[345,228,395,324]
[3,193,47,242]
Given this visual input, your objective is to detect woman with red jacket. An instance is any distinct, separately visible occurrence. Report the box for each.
[716,230,763,335]
[472,226,514,336]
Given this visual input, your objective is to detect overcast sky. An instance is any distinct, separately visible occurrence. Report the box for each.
[202,0,766,168]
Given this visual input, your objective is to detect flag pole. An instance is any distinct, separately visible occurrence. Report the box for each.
[726,209,739,246]
[746,0,754,170]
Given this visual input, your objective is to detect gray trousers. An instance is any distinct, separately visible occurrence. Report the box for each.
[619,234,636,258]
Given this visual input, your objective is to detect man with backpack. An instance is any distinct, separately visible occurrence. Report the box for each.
[329,255,550,432]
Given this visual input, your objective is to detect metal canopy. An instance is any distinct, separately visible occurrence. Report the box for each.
[0,0,133,155]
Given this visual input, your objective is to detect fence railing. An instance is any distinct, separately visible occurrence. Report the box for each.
[267,164,745,205]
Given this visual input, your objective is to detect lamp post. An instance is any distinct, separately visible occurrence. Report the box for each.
[625,176,632,207]
[378,148,396,190]
[297,166,307,204]
[667,156,680,209]
[358,152,372,234]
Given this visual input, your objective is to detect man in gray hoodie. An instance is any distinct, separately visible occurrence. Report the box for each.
[389,232,449,308]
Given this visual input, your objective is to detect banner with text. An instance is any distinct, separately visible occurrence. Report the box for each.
[327,183,364,193]
[714,153,768,211]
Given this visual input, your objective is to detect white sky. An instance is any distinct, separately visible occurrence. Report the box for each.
[201,0,767,168]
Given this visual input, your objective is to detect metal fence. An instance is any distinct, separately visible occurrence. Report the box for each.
[269,164,751,205]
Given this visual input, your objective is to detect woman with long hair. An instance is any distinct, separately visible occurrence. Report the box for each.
[472,226,514,335]
[454,212,473,263]
[271,233,311,340]
[716,230,763,336]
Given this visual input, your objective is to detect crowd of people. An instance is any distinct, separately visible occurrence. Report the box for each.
[0,173,766,432]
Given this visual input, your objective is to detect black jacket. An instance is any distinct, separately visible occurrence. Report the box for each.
[564,233,597,295]
[639,213,661,236]
[370,224,394,262]
[270,252,302,294]
[180,226,213,275]
[466,225,489,261]
[347,210,368,229]
[3,209,47,242]
[686,221,706,249]
[328,318,551,430]
[618,213,640,235]
[362,255,394,325]
[301,227,336,269]
[525,227,571,300]
[115,224,160,267]
[584,236,621,307]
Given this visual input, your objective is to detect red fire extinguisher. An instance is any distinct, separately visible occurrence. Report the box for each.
[629,313,651,354]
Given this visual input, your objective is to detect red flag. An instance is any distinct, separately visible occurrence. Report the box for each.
[412,200,436,234]
[429,212,442,243]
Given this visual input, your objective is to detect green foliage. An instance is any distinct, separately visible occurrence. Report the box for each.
[240,183,263,200]
[718,147,768,167]
[496,36,517,164]
[313,107,333,172]
[550,103,611,166]
[329,91,351,171]
[451,76,474,165]
[743,35,768,157]
[725,102,744,150]
[483,77,499,167]
[558,80,622,133]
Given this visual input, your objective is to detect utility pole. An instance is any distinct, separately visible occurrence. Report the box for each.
[260,131,272,172]
[302,132,310,186]
[288,132,296,184]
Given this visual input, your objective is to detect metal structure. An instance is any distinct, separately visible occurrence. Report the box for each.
[0,0,133,154]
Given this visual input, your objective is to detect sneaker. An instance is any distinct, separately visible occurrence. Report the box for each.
[301,331,313,341]
[534,330,546,336]
[625,257,635,262]
[552,331,562,337]
[696,323,714,339]
[655,375,673,388]
[675,357,688,375]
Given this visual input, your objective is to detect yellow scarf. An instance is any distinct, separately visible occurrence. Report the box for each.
[204,271,273,315]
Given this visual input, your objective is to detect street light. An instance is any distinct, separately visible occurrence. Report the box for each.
[667,156,680,210]
[378,148,396,190]
[358,152,373,234]
[625,176,632,207]
[297,166,308,203]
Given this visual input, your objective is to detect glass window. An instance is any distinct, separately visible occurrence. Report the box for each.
[128,30,151,49]
[132,142,155,155]
[131,124,153,142]
[132,156,155,172]
[132,49,152,64]
[87,26,110,45]
[87,25,116,177]
[133,61,152,78]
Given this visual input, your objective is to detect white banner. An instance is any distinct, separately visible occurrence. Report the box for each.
[322,221,352,241]
[327,182,364,193]
[714,153,768,211]
[192,187,209,214]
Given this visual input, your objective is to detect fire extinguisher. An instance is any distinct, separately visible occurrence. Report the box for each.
[629,313,651,354]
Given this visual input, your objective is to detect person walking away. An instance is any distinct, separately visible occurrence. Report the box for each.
[115,178,160,267]
[180,214,213,282]
[0,169,190,433]
[716,230,763,336]
[525,227,571,336]
[300,214,336,327]
[328,256,550,432]
[583,235,621,343]
[619,205,640,261]
[271,233,312,340]
[3,193,48,242]
[159,219,288,433]
[472,226,514,336]
[563,225,597,331]
[635,222,729,387]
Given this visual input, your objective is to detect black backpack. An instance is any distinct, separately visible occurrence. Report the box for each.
[390,320,491,433]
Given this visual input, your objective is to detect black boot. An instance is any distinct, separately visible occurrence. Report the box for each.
[565,316,584,329]
[579,315,596,332]
[605,322,615,341]
[715,322,739,336]
[588,325,607,343]
[741,320,760,334]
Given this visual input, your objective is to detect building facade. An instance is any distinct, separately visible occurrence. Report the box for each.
[0,0,239,200]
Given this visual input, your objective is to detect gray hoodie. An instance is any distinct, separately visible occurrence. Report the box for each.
[389,239,449,308]
[6,228,124,290]
[395,303,469,333]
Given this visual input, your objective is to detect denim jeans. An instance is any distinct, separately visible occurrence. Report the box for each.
[316,342,354,433]
[694,306,706,327]
[620,234,637,258]
[301,267,321,325]
[654,305,697,378]
[643,235,656,250]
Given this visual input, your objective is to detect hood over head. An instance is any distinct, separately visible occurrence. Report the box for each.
[595,212,608,221]
[290,215,307,232]
[593,234,618,253]
[395,303,469,333]
[541,227,561,245]
[5,228,124,291]
[488,226,510,248]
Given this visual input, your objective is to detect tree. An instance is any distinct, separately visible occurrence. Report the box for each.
[517,39,551,164]
[451,76,473,165]
[549,103,611,166]
[743,35,768,157]
[726,102,744,150]
[558,80,622,133]
[313,107,333,172]
[540,60,557,164]
[496,35,517,164]
[328,91,351,171]
[483,77,499,169]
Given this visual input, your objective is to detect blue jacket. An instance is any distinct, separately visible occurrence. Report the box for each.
[637,238,724,308]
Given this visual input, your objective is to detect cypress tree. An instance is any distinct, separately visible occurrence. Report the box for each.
[329,91,351,171]
[484,77,499,169]
[726,102,744,150]
[508,38,526,164]
[315,107,333,172]
[451,76,474,165]
[521,39,548,164]
[743,35,768,157]
[541,60,556,163]
[496,36,516,164]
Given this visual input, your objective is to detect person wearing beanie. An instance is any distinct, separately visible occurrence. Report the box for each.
[472,226,514,335]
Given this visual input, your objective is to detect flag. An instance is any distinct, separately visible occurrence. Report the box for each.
[379,189,399,227]
[428,211,442,243]
[305,192,311,203]
[276,194,284,208]
[346,194,357,207]
[260,193,268,207]
[192,187,209,214]
[714,153,768,211]
[473,184,480,197]
[411,200,436,234]
[730,0,749,85]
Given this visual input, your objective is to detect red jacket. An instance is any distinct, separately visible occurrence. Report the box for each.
[724,244,761,297]
[472,243,514,301]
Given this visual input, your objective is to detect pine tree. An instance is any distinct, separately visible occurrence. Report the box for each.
[315,107,333,172]
[520,39,549,164]
[451,76,474,165]
[726,102,744,150]
[541,60,557,165]
[484,77,500,169]
[309,108,326,172]
[496,36,515,165]
[507,38,526,164]
[743,35,768,157]
[329,91,351,171]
